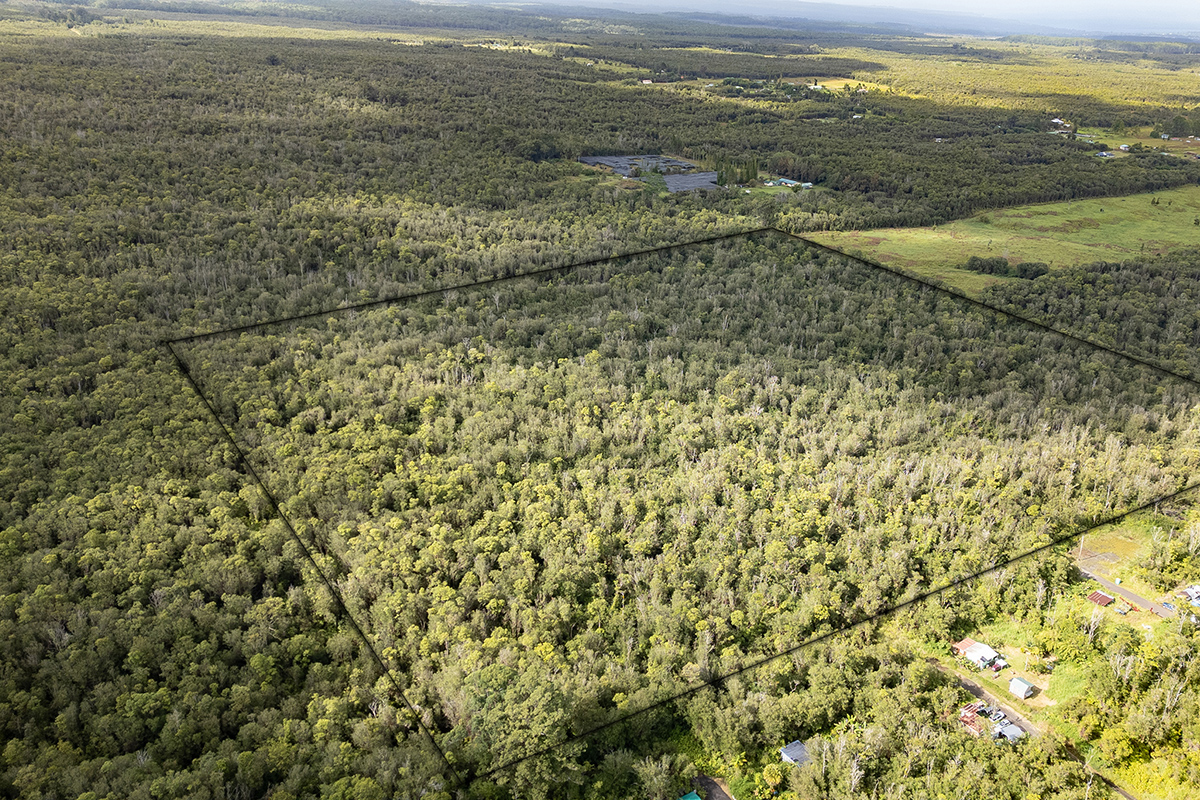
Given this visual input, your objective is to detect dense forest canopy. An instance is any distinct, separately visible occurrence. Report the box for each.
[175,233,1200,794]
[3,4,1200,799]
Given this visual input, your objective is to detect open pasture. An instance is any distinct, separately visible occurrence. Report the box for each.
[811,185,1200,294]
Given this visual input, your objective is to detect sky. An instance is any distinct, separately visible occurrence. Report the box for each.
[587,0,1200,36]
[868,0,1200,34]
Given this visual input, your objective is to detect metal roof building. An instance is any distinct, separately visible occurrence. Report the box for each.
[780,740,810,765]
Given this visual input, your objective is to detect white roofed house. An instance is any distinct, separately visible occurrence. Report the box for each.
[964,642,999,668]
[952,637,1007,670]
[1010,676,1035,699]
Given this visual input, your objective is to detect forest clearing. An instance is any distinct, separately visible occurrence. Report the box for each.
[810,185,1200,294]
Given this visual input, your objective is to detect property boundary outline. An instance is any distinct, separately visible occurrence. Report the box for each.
[166,227,1200,789]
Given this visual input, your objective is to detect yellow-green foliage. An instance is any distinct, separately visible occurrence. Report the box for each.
[811,185,1200,294]
[1114,759,1200,800]
[834,41,1200,111]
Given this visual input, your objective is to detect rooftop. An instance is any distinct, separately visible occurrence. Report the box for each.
[780,740,810,765]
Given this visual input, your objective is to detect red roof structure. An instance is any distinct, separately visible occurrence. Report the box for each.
[951,637,977,657]
[1088,590,1114,607]
[958,702,986,737]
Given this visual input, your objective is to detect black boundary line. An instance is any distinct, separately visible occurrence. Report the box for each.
[167,227,1200,789]
[162,227,769,792]
[468,230,1200,779]
[164,340,463,787]
[786,230,1200,392]
[477,478,1200,781]
[165,228,772,345]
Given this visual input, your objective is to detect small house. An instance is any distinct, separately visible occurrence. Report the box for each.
[1009,676,1035,699]
[953,638,1004,669]
[1119,144,1130,151]
[780,740,810,765]
[801,182,814,189]
[778,178,799,187]
[1088,590,1114,607]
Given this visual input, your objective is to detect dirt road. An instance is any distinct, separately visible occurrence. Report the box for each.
[927,658,1040,734]
[930,658,1138,800]
[1077,566,1175,619]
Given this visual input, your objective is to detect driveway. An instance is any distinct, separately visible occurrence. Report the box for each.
[1077,566,1175,618]
[930,658,1138,800]
[694,775,734,800]
[927,658,1040,734]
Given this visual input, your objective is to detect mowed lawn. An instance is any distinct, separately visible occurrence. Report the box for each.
[809,185,1200,295]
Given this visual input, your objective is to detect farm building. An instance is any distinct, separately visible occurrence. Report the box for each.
[1088,590,1114,607]
[579,155,718,192]
[1009,676,1035,699]
[780,740,810,765]
[579,155,697,177]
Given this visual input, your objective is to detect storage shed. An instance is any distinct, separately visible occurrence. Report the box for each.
[1009,676,1035,699]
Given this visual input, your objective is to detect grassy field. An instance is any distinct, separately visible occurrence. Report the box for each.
[1078,512,1188,603]
[1076,125,1200,157]
[835,41,1200,112]
[809,184,1200,294]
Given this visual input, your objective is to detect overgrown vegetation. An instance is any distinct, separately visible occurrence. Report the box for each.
[4,4,1200,799]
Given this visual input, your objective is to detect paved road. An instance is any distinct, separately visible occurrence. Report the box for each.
[1077,566,1175,618]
